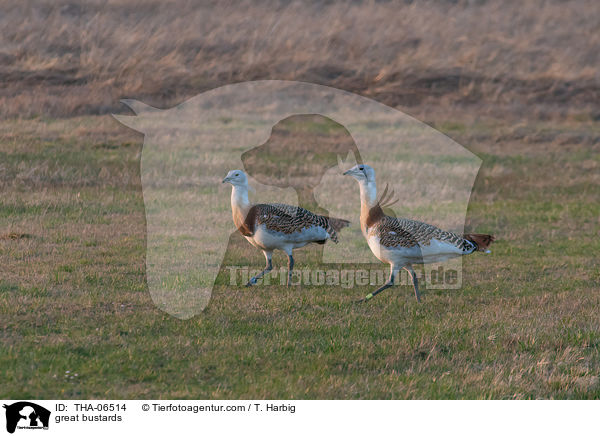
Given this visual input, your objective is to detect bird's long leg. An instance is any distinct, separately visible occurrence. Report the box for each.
[246,251,273,287]
[360,264,398,302]
[404,265,421,302]
[286,252,295,287]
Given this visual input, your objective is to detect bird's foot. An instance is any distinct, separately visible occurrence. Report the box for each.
[355,293,374,303]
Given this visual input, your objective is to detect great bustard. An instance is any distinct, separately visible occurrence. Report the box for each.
[344,164,495,302]
[222,170,350,287]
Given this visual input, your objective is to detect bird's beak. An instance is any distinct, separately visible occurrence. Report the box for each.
[222,177,229,184]
[343,169,352,176]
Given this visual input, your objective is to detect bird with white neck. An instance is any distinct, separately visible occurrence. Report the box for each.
[222,170,350,287]
[344,164,495,302]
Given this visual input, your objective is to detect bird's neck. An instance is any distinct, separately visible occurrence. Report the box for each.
[231,184,252,228]
[359,180,379,228]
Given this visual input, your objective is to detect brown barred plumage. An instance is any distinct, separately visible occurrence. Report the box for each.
[463,233,496,251]
[224,169,351,287]
[241,203,349,243]
[344,163,496,302]
[369,215,478,252]
[366,183,492,252]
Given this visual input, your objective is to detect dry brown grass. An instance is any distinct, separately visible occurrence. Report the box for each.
[1,0,599,119]
[1,0,599,399]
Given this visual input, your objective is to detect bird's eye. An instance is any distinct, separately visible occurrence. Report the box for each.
[235,173,239,176]
[359,166,364,171]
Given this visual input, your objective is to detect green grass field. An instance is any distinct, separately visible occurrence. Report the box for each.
[1,114,598,399]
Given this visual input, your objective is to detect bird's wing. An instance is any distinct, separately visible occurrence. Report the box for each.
[251,203,331,235]
[374,216,474,252]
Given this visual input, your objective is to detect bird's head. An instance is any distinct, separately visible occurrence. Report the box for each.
[343,164,375,183]
[222,170,248,187]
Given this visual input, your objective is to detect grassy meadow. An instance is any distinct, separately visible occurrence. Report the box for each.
[1,0,599,399]
[1,113,598,399]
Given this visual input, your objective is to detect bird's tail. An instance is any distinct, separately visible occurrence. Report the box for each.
[464,233,496,252]
[325,217,351,243]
